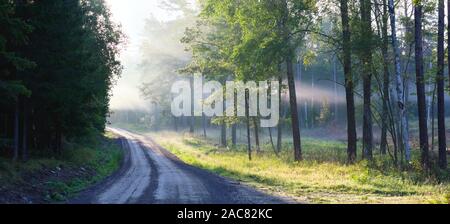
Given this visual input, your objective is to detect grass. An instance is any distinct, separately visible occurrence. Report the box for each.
[149,131,450,204]
[0,131,123,203]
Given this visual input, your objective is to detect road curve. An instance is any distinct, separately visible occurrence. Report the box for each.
[72,128,289,204]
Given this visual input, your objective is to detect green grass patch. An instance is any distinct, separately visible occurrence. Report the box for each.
[150,131,450,204]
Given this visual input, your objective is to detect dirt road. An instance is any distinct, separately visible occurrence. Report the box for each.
[72,128,289,204]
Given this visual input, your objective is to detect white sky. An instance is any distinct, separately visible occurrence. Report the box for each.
[106,0,179,110]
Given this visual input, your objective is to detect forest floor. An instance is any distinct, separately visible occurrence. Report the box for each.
[146,131,450,204]
[0,132,123,204]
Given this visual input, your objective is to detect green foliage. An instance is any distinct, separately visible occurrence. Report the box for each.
[1,0,124,156]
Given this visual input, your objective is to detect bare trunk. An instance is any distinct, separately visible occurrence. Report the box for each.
[22,99,28,161]
[277,76,283,153]
[380,0,389,155]
[245,90,252,161]
[190,77,194,133]
[388,0,411,162]
[203,114,207,138]
[13,101,20,162]
[437,0,447,169]
[360,0,373,160]
[253,118,260,153]
[287,57,302,161]
[414,4,430,169]
[333,56,338,120]
[340,0,357,163]
[221,123,227,147]
[232,124,237,146]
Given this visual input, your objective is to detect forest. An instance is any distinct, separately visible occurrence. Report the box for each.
[0,0,449,204]
[110,0,450,203]
[0,0,123,160]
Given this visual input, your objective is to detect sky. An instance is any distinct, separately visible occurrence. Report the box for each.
[105,0,180,110]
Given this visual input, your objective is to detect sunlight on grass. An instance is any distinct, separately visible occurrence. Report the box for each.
[149,131,450,204]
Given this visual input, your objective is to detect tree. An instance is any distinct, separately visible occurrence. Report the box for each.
[437,0,447,169]
[388,0,410,164]
[414,1,429,169]
[0,0,33,161]
[0,0,123,159]
[339,0,357,163]
[358,0,374,160]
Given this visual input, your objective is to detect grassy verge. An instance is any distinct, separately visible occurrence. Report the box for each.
[150,131,450,204]
[0,131,123,203]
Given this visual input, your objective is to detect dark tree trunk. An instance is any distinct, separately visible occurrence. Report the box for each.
[277,75,283,153]
[221,92,227,147]
[287,57,302,161]
[253,118,260,153]
[360,0,373,160]
[340,0,357,163]
[380,0,389,155]
[245,90,252,160]
[414,4,430,170]
[202,114,207,138]
[446,0,450,166]
[232,124,237,147]
[221,123,227,147]
[22,99,28,161]
[190,77,194,133]
[269,127,277,155]
[13,101,20,162]
[437,0,447,169]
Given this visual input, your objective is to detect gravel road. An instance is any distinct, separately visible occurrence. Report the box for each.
[72,128,290,204]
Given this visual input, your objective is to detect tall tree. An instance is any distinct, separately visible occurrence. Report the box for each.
[340,0,357,163]
[359,0,374,160]
[437,0,447,169]
[379,0,390,155]
[414,1,429,169]
[388,0,410,163]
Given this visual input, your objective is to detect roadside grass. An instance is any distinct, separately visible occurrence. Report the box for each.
[0,131,123,203]
[149,131,450,204]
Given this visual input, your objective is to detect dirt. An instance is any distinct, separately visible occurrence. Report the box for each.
[0,164,96,204]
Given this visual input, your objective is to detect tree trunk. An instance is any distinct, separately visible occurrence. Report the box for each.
[414,3,430,169]
[448,0,450,88]
[253,118,260,153]
[277,76,283,153]
[380,0,389,155]
[221,122,227,147]
[431,83,437,151]
[190,77,194,133]
[22,99,28,161]
[232,124,237,146]
[360,0,373,160]
[437,0,447,169]
[310,72,315,129]
[221,91,227,147]
[203,114,207,138]
[269,127,277,155]
[388,0,411,162]
[340,0,357,163]
[13,101,20,162]
[287,57,302,161]
[245,90,252,160]
[333,56,338,120]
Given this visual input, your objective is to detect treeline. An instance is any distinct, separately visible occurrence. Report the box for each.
[173,0,448,170]
[0,0,123,161]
